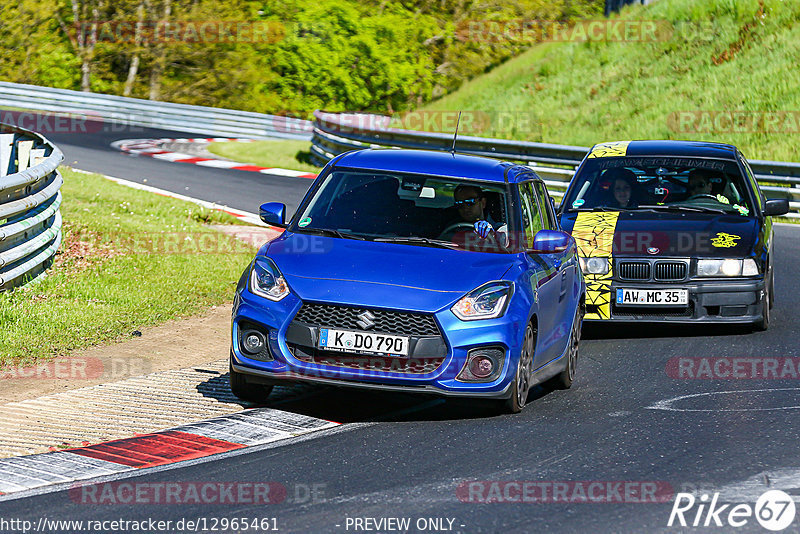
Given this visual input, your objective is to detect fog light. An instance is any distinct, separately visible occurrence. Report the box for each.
[470,356,494,378]
[242,330,266,355]
[457,347,505,382]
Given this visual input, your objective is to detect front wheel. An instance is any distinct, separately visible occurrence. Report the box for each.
[229,362,274,404]
[552,306,582,389]
[754,282,771,332]
[504,323,535,414]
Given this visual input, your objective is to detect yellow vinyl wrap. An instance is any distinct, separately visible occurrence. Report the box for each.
[587,141,630,159]
[572,211,621,320]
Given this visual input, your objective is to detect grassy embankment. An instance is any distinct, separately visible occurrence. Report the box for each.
[0,169,255,365]
[422,0,800,162]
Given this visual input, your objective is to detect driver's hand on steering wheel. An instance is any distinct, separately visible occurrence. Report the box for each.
[473,220,493,239]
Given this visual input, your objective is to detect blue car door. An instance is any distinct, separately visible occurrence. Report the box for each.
[534,180,576,358]
[519,182,565,368]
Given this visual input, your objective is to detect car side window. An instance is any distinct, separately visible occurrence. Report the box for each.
[533,182,556,230]
[739,154,765,211]
[519,182,544,246]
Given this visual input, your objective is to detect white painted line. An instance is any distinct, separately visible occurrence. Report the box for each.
[259,167,312,177]
[647,388,800,412]
[193,159,242,169]
[151,152,198,162]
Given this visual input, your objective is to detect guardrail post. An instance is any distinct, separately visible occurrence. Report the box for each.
[0,133,13,176]
[0,124,64,291]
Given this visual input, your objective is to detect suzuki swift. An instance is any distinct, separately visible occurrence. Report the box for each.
[230,149,585,413]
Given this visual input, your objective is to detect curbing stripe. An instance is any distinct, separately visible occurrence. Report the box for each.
[111,138,318,179]
[69,431,245,468]
[0,409,340,495]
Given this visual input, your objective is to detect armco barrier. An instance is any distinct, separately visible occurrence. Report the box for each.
[0,82,312,141]
[311,111,800,218]
[0,124,64,291]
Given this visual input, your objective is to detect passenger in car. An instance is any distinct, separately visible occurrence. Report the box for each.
[603,168,639,208]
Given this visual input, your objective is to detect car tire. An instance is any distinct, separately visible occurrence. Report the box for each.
[768,266,775,310]
[504,323,536,414]
[552,306,583,390]
[754,279,771,332]
[229,362,274,404]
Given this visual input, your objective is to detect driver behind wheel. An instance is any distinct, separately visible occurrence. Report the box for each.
[450,185,509,247]
[687,168,715,198]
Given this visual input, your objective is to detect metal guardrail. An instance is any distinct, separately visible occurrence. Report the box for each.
[0,124,64,291]
[311,111,800,218]
[0,82,313,141]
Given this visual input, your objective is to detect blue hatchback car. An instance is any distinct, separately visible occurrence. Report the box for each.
[230,149,585,412]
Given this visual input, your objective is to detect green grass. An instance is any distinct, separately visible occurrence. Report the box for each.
[207,140,319,173]
[421,0,800,162]
[0,168,255,365]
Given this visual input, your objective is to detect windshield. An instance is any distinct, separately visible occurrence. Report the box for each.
[292,171,512,253]
[562,157,754,216]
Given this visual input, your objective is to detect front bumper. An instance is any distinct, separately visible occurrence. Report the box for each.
[230,290,525,399]
[586,278,765,323]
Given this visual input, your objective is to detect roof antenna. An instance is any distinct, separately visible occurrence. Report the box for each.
[450,111,462,156]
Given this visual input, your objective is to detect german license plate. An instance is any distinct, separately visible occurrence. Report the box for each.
[616,288,688,306]
[318,328,410,356]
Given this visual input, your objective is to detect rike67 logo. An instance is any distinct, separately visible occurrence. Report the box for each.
[668,490,796,531]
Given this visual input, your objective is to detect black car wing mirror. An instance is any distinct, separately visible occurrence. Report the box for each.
[764,198,790,217]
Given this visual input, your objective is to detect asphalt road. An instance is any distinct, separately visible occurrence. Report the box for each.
[2,125,799,533]
[44,121,312,216]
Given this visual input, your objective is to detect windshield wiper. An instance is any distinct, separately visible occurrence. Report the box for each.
[637,204,728,215]
[571,206,635,212]
[374,236,460,249]
[296,227,368,240]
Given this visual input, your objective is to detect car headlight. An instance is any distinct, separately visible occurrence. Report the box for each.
[451,281,513,321]
[250,257,290,300]
[696,258,758,277]
[578,256,609,275]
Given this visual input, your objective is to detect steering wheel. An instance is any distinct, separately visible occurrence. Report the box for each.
[687,194,718,201]
[439,222,476,239]
[439,222,501,250]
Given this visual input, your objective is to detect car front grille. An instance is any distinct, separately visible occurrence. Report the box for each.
[654,261,687,281]
[290,345,444,375]
[292,303,441,337]
[618,261,651,281]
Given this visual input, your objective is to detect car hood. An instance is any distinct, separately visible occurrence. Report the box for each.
[560,211,759,257]
[264,232,516,312]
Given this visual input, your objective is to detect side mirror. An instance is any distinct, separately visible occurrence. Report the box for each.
[530,229,571,253]
[764,198,790,217]
[259,202,287,227]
